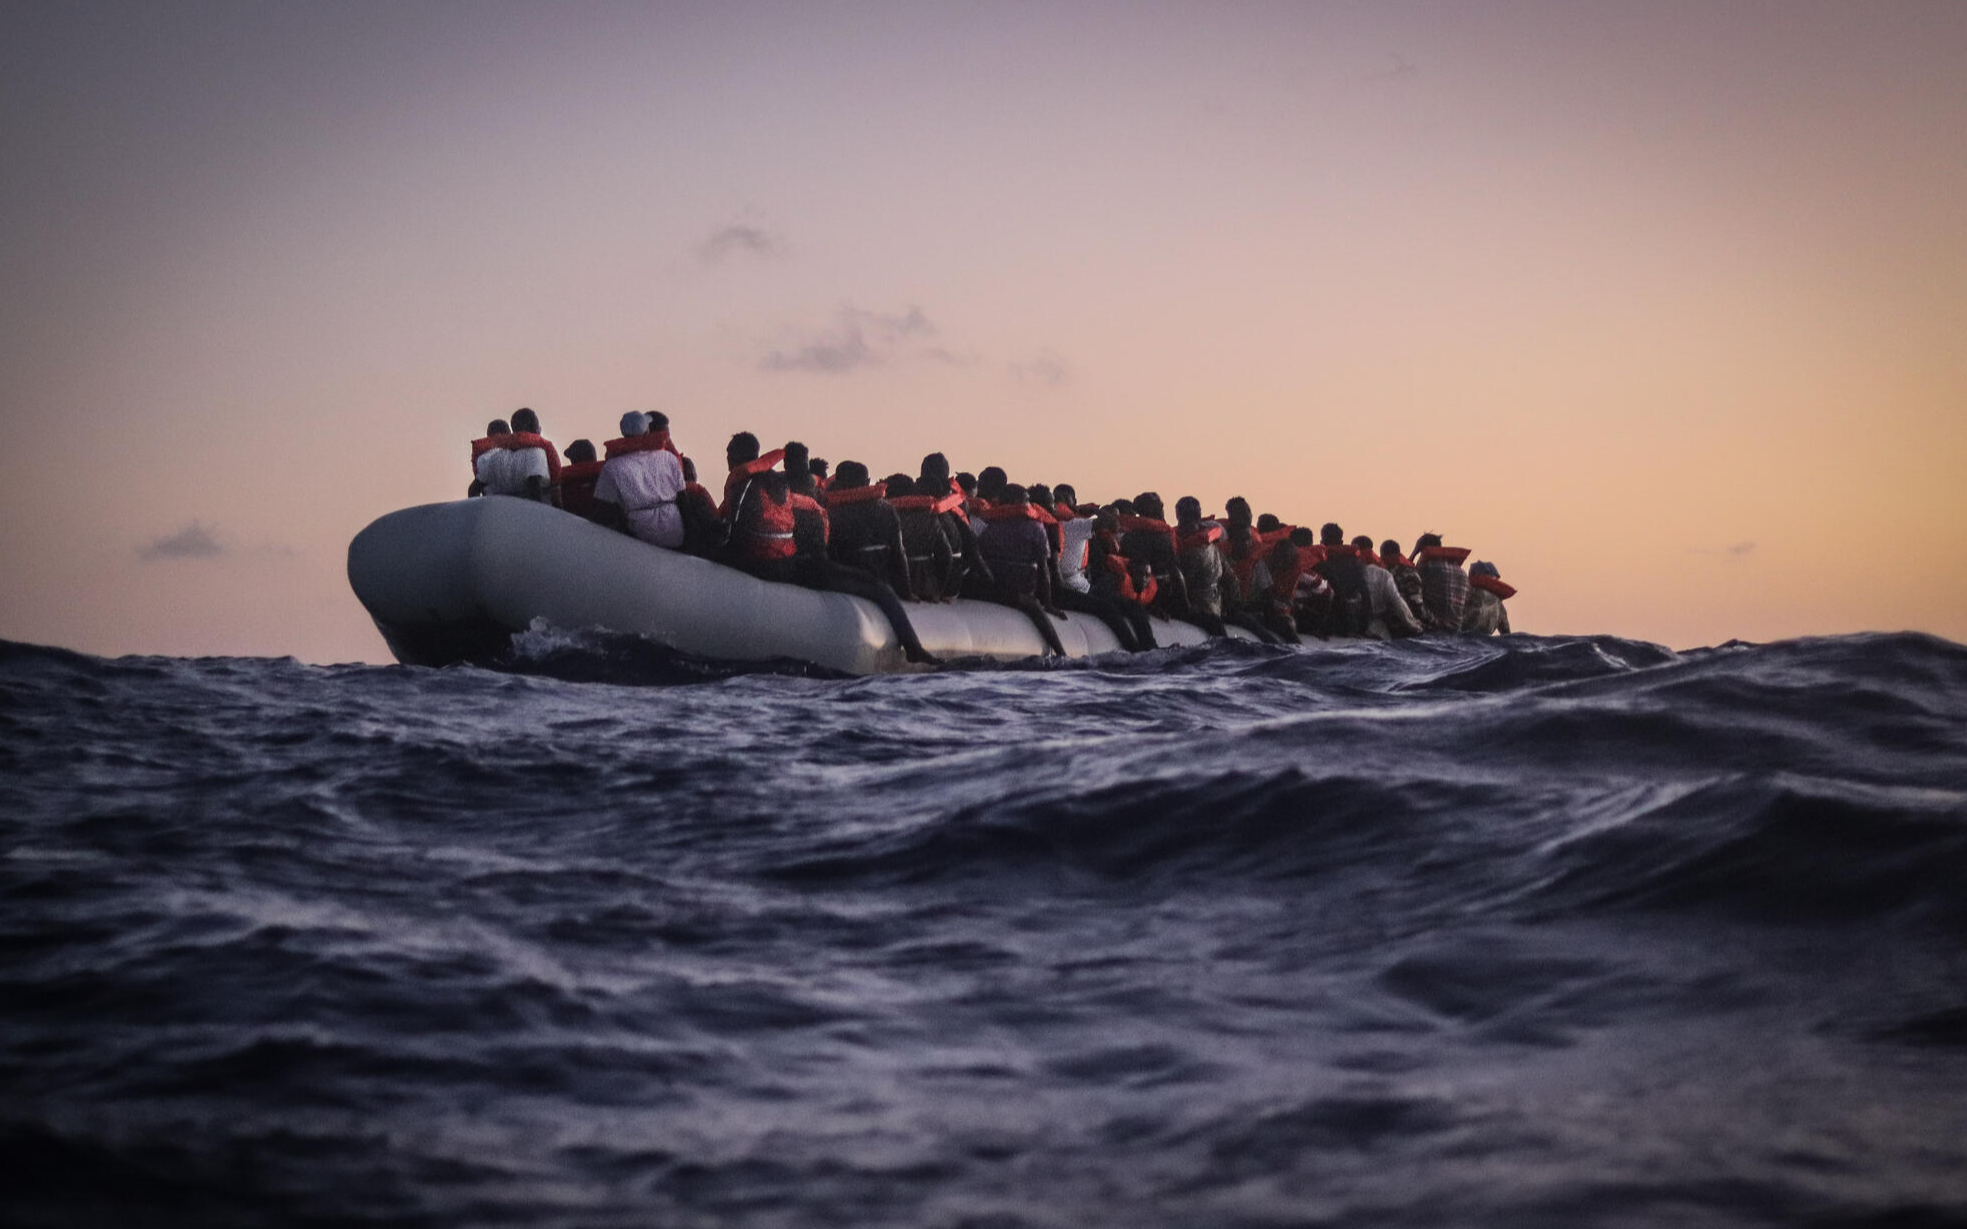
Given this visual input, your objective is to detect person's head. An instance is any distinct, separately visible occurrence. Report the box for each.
[778,440,810,489]
[1225,496,1251,526]
[1289,526,1315,548]
[1414,532,1443,554]
[1320,522,1345,547]
[999,483,1028,505]
[1256,513,1281,534]
[810,458,829,481]
[510,408,539,434]
[727,431,759,466]
[619,411,649,438]
[485,418,511,437]
[1351,534,1374,553]
[1380,539,1402,560]
[956,472,977,496]
[977,466,1008,501]
[757,468,789,501]
[565,439,597,464]
[681,456,699,483]
[1027,483,1054,510]
[1470,560,1501,579]
[884,473,914,497]
[832,460,869,489]
[1134,492,1164,520]
[1095,506,1120,533]
[919,452,951,487]
[1175,495,1202,525]
[1054,483,1078,508]
[1114,498,1135,515]
[645,410,670,433]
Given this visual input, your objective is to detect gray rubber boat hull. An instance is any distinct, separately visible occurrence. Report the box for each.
[347,498,1239,674]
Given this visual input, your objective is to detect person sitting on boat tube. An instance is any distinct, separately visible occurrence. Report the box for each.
[976,484,1069,657]
[466,418,509,498]
[1353,535,1423,640]
[886,473,958,602]
[825,461,915,598]
[557,439,604,520]
[729,467,940,665]
[675,456,725,556]
[1412,532,1472,630]
[721,431,786,520]
[472,408,562,503]
[1461,560,1515,635]
[592,411,686,548]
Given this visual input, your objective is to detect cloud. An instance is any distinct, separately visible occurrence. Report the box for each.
[1009,348,1071,387]
[138,521,224,561]
[1691,540,1758,561]
[1366,53,1418,82]
[759,305,940,374]
[695,223,783,264]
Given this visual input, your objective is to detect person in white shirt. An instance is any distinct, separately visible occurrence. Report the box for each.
[594,411,686,548]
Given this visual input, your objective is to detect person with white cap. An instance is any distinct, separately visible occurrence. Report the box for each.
[593,411,687,548]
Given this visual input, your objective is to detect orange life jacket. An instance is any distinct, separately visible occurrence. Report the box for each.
[720,449,788,518]
[602,430,681,460]
[823,482,887,507]
[1468,573,1517,601]
[739,485,797,560]
[890,492,967,516]
[1379,551,1414,570]
[789,491,830,547]
[1416,545,1471,567]
[1176,523,1224,554]
[471,432,563,482]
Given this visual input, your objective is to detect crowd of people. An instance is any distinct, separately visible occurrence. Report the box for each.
[467,408,1516,661]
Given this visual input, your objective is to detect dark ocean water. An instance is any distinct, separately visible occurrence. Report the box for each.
[4,629,1967,1228]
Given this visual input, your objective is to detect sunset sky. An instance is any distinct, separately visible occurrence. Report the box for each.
[3,1,1963,662]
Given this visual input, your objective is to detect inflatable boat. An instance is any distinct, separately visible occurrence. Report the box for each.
[347,498,1242,674]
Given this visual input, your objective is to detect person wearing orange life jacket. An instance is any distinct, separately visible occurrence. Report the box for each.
[1462,561,1515,635]
[825,461,914,597]
[808,457,830,492]
[676,456,725,556]
[1262,528,1332,644]
[1086,506,1159,650]
[1350,534,1423,640]
[473,407,561,502]
[558,439,604,521]
[1412,532,1472,630]
[593,411,686,548]
[1118,492,1190,619]
[922,456,988,599]
[721,432,787,520]
[779,441,830,557]
[1172,496,1230,637]
[467,418,510,497]
[975,483,1069,657]
[728,467,940,665]
[1310,522,1372,638]
[885,473,958,601]
[1028,483,1146,652]
[1380,538,1427,626]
